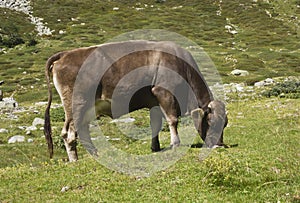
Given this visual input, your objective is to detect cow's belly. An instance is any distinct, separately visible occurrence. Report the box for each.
[96,86,159,119]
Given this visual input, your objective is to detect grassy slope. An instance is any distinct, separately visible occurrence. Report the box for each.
[0,98,299,202]
[0,0,299,202]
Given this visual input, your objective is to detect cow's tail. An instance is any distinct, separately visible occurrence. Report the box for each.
[44,52,64,158]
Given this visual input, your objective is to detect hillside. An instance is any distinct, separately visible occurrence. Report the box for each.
[0,1,300,202]
[0,0,299,103]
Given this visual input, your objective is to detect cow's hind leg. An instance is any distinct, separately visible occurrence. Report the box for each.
[61,119,78,162]
[152,87,180,148]
[150,106,163,152]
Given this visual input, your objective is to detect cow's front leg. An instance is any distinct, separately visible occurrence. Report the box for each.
[166,115,180,148]
[152,86,180,149]
[61,119,78,162]
[150,106,163,152]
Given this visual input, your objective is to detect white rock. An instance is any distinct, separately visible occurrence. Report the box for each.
[35,102,48,106]
[110,117,135,123]
[0,128,8,133]
[32,118,44,127]
[0,97,18,108]
[61,186,70,193]
[254,78,275,87]
[26,126,37,132]
[254,81,265,87]
[8,135,25,144]
[264,78,274,85]
[28,138,34,143]
[231,69,249,76]
[235,84,245,92]
[59,30,66,34]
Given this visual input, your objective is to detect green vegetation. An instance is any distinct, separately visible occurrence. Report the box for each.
[0,0,299,202]
[263,80,300,98]
[0,99,299,202]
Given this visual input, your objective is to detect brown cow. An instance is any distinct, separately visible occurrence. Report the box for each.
[44,40,227,162]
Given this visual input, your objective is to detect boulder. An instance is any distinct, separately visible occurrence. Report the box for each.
[231,69,249,76]
[0,97,18,108]
[254,78,275,87]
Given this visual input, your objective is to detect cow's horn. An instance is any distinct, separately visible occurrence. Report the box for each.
[191,108,205,120]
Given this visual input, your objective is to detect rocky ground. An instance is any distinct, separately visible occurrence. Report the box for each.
[0,0,53,35]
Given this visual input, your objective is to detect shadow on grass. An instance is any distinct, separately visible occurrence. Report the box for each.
[191,142,239,149]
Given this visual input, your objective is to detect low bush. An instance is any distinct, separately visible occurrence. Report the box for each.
[262,80,300,98]
[0,34,25,48]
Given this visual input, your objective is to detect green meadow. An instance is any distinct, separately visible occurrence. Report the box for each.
[0,0,299,202]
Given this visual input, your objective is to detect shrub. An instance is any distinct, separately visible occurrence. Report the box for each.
[262,80,300,98]
[202,151,242,186]
[0,34,25,48]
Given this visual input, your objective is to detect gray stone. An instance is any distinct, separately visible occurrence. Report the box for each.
[264,78,274,85]
[254,78,275,87]
[27,138,34,143]
[8,135,25,144]
[110,117,135,123]
[254,81,265,87]
[231,69,249,76]
[32,118,44,127]
[61,186,70,193]
[0,128,8,133]
[0,97,18,109]
[35,102,48,106]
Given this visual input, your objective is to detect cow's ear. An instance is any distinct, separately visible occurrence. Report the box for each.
[191,108,205,130]
[207,100,226,127]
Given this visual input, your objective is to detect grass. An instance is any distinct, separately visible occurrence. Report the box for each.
[0,0,300,202]
[0,98,299,202]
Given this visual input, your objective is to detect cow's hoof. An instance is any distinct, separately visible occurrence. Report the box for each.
[151,147,161,152]
[170,143,180,150]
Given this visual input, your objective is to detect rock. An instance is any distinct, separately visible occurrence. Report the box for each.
[0,97,18,108]
[0,0,53,36]
[235,83,245,92]
[254,78,275,87]
[59,30,66,34]
[110,117,135,123]
[35,102,48,106]
[61,186,70,193]
[32,118,44,127]
[231,69,249,76]
[27,138,34,143]
[8,135,25,144]
[264,78,274,85]
[18,126,27,130]
[254,81,265,87]
[26,126,38,131]
[0,128,8,133]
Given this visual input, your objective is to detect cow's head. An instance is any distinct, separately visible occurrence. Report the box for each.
[191,100,228,148]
